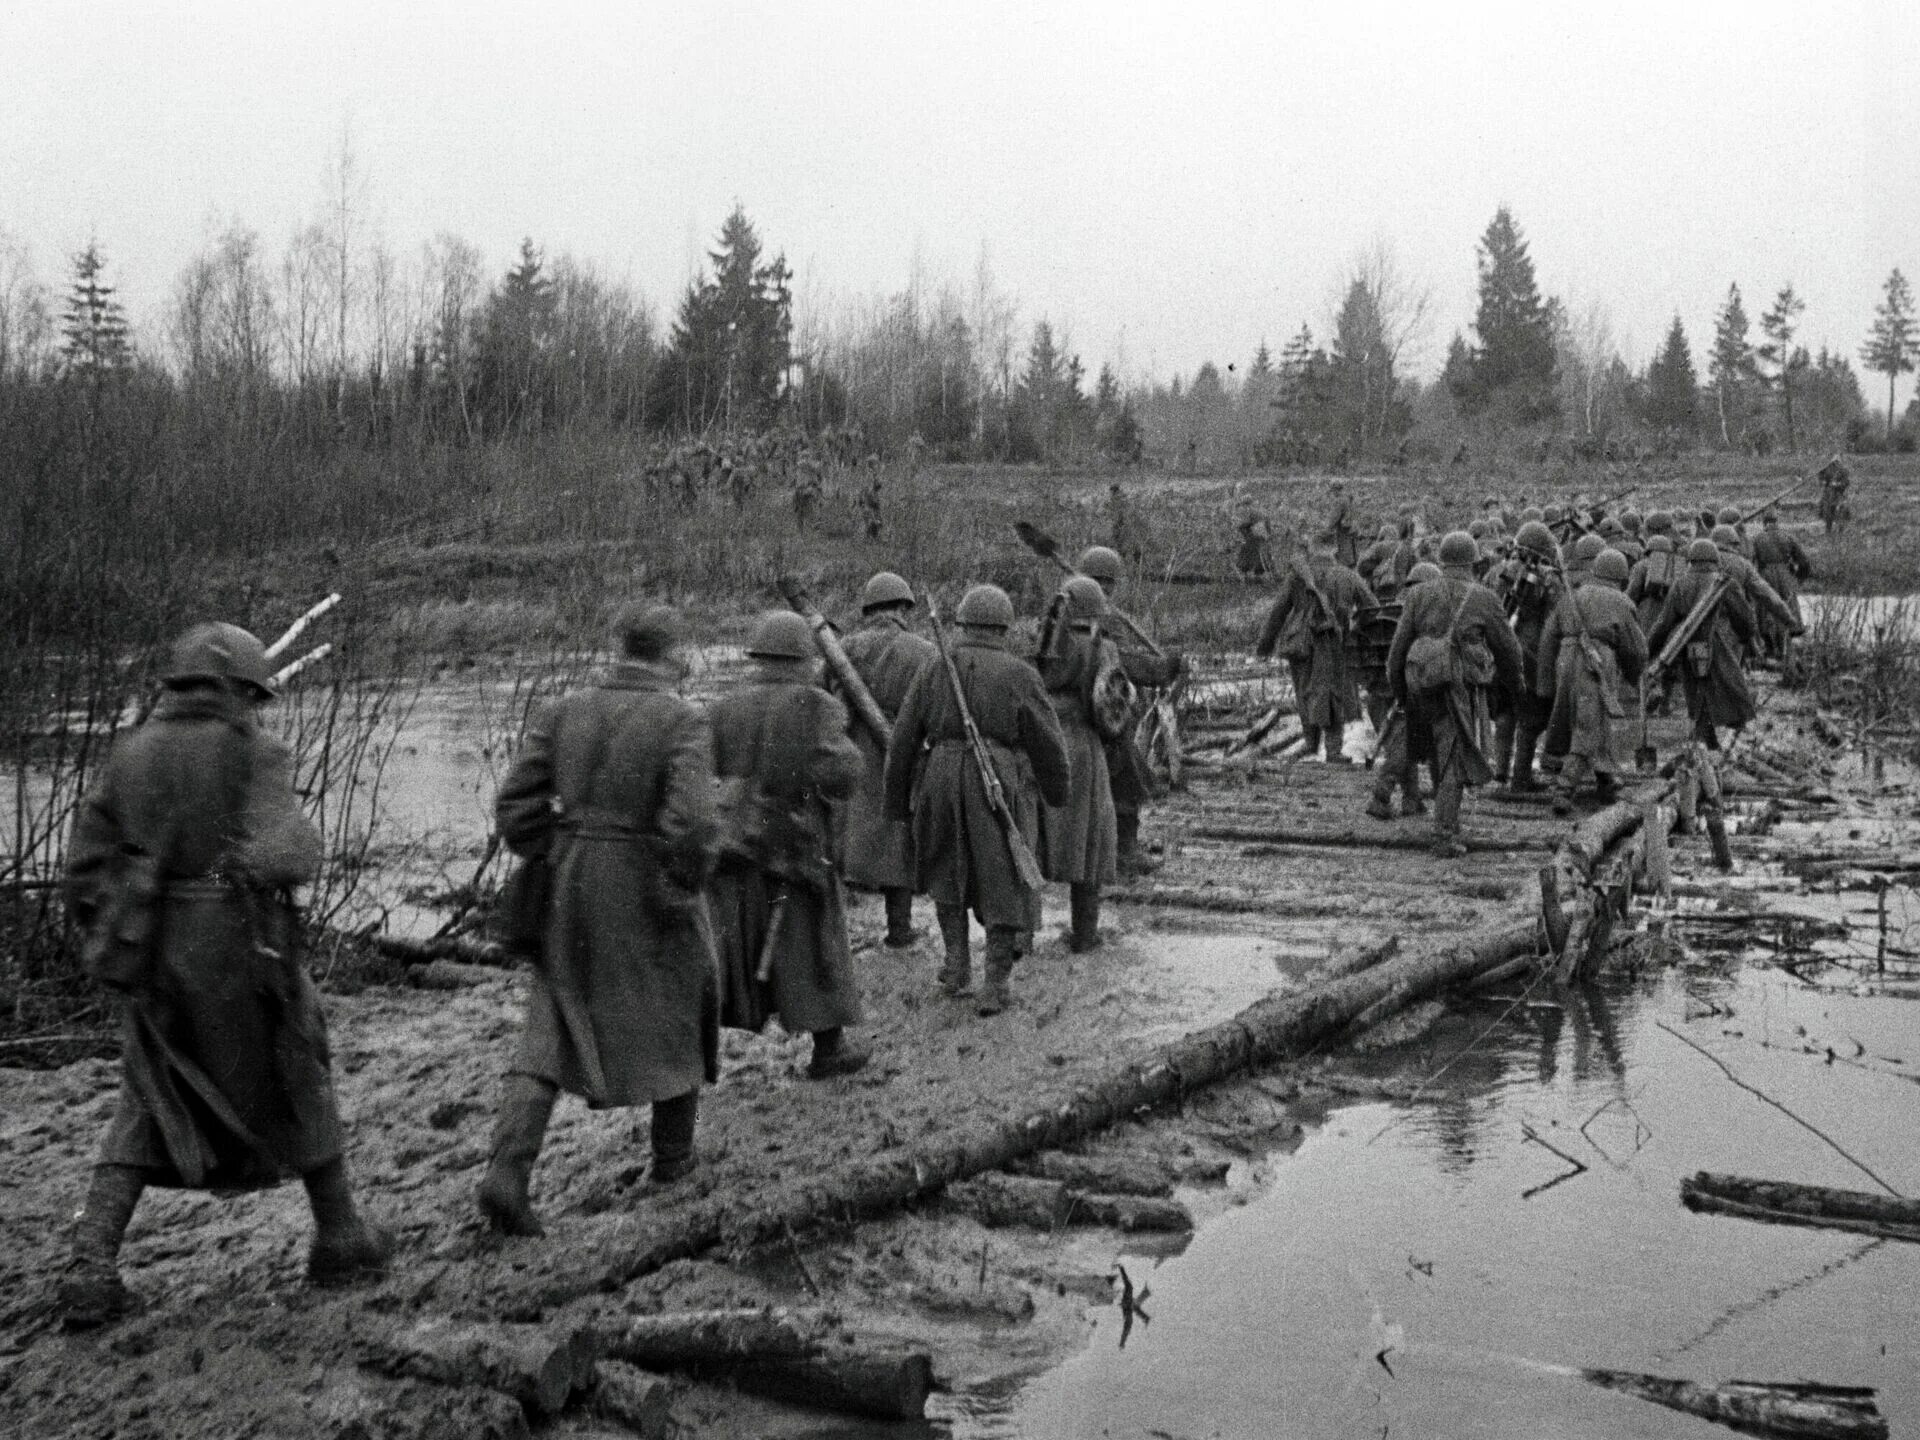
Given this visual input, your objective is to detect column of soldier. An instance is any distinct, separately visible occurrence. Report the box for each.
[51,497,1809,1329]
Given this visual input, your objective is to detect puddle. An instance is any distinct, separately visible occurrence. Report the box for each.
[961,948,1920,1439]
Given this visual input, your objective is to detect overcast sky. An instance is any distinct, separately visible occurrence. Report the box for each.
[5,1,1915,387]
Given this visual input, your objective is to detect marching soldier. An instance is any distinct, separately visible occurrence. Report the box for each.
[884,585,1070,1014]
[1255,529,1374,764]
[1366,560,1441,820]
[1387,533,1525,857]
[792,451,824,531]
[480,604,721,1236]
[1710,524,1801,649]
[860,456,885,539]
[1628,517,1684,715]
[835,573,937,948]
[1108,483,1140,563]
[62,624,390,1324]
[1234,507,1275,579]
[1817,459,1852,534]
[1327,480,1361,568]
[1038,577,1121,952]
[709,612,868,1078]
[1749,509,1813,658]
[1538,550,1648,814]
[1646,539,1757,750]
[1357,523,1402,599]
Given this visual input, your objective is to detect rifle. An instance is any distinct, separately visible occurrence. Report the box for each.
[1365,703,1402,768]
[1012,520,1165,658]
[926,597,1047,892]
[1737,455,1837,527]
[1644,572,1732,690]
[775,574,892,749]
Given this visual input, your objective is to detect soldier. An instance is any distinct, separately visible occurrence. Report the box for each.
[884,585,1071,1015]
[1601,515,1643,568]
[1366,559,1441,820]
[1108,483,1140,563]
[1234,507,1275,579]
[1357,523,1410,601]
[1037,576,1121,952]
[1077,546,1183,876]
[1563,529,1607,585]
[834,572,937,949]
[1489,521,1559,792]
[1710,524,1800,651]
[1387,534,1524,857]
[1255,529,1374,763]
[860,455,885,539]
[1715,504,1747,551]
[1327,480,1361,568]
[480,605,721,1236]
[709,612,868,1078]
[1538,550,1648,814]
[1749,509,1812,658]
[61,624,390,1325]
[1647,539,1757,750]
[1817,459,1852,534]
[792,451,823,531]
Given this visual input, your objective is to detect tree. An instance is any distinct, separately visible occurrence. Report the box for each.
[1756,283,1807,451]
[1861,267,1916,445]
[474,238,558,434]
[1708,283,1758,448]
[1009,319,1089,460]
[59,242,133,382]
[0,231,51,381]
[1451,206,1555,421]
[653,206,793,432]
[1799,347,1867,447]
[1329,279,1406,448]
[1643,315,1698,434]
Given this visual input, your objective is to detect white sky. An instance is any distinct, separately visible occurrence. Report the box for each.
[4,0,1915,385]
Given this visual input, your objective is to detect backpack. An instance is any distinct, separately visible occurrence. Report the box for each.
[1085,626,1138,742]
[1404,583,1487,695]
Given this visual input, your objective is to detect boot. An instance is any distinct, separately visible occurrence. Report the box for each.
[59,1164,144,1329]
[1505,727,1543,794]
[806,1026,869,1080]
[936,903,973,997]
[1492,713,1516,784]
[1068,883,1103,954]
[975,929,1019,1016]
[882,888,921,948]
[1431,764,1467,857]
[305,1157,394,1285]
[649,1091,699,1184]
[477,1074,556,1237]
[1116,811,1159,876]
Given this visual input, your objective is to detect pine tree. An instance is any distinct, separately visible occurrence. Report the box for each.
[1861,268,1916,445]
[1756,283,1807,451]
[1708,283,1757,448]
[1452,206,1556,420]
[652,206,793,432]
[1330,280,1398,447]
[475,238,558,433]
[1643,316,1698,434]
[59,242,132,382]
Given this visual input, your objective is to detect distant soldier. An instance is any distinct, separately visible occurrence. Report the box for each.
[884,585,1071,1014]
[1327,480,1361,568]
[1710,524,1801,653]
[1489,521,1559,791]
[1255,529,1373,763]
[481,604,721,1236]
[906,430,928,480]
[834,573,937,948]
[1077,546,1184,877]
[1108,483,1140,564]
[860,457,885,539]
[1538,549,1648,813]
[1356,523,1403,600]
[1646,539,1757,750]
[1038,577,1121,952]
[1817,459,1852,534]
[1386,533,1525,857]
[792,451,824,531]
[1600,515,1642,567]
[1562,529,1607,586]
[1714,505,1748,554]
[1749,510,1812,658]
[1367,559,1442,821]
[62,624,390,1325]
[709,612,868,1078]
[1234,507,1275,579]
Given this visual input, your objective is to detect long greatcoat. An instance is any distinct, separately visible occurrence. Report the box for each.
[707,664,864,1035]
[1628,546,1684,635]
[1750,527,1811,632]
[497,663,721,1108]
[1646,565,1758,731]
[67,688,341,1190]
[1538,581,1648,776]
[1388,571,1525,787]
[1038,623,1119,885]
[832,616,936,891]
[1255,558,1374,731]
[883,633,1071,931]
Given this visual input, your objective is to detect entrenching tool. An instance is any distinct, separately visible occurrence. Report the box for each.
[1737,453,1839,526]
[1635,574,1731,771]
[776,575,892,748]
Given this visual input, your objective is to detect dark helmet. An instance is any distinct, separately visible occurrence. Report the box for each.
[1520,505,1544,524]
[1572,532,1607,563]
[613,601,684,660]
[1406,561,1442,587]
[1077,546,1124,584]
[859,571,914,612]
[1645,510,1674,535]
[956,584,1015,629]
[1438,530,1478,567]
[1060,575,1108,620]
[1468,518,1491,540]
[745,610,815,661]
[1516,521,1556,558]
[1646,534,1675,554]
[1687,538,1719,565]
[1593,549,1630,585]
[1710,524,1741,549]
[1716,505,1742,525]
[163,622,276,698]
[1761,507,1781,527]
[1620,507,1643,532]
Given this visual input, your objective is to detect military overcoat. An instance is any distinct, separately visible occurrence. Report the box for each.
[1038,623,1119,886]
[1255,559,1374,731]
[1538,581,1648,775]
[1646,568,1757,731]
[832,616,936,890]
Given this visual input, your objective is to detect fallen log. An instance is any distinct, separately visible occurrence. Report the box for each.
[1191,823,1547,855]
[1105,883,1344,917]
[360,1319,598,1418]
[406,959,503,990]
[368,932,520,970]
[1681,1172,1920,1245]
[1005,1150,1176,1198]
[596,1308,831,1367]
[947,1172,1192,1232]
[1582,1369,1887,1440]
[733,1351,936,1422]
[588,1360,679,1439]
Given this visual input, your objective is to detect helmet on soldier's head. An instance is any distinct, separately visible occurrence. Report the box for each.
[1543,504,1566,525]
[1573,532,1607,563]
[1438,530,1478,567]
[1377,523,1398,544]
[745,610,815,661]
[1621,507,1643,532]
[859,571,914,612]
[1762,508,1780,527]
[1406,561,1442,588]
[1710,524,1740,549]
[1599,516,1625,538]
[956,584,1015,630]
[1468,518,1491,540]
[1645,510,1674,535]
[1688,538,1720,565]
[1077,546,1123,584]
[1516,521,1556,558]
[1483,493,1501,508]
[1593,550,1630,585]
[1717,505,1742,525]
[164,622,276,698]
[613,602,684,661]
[1061,575,1108,621]
[1646,534,1674,554]
[1520,506,1544,524]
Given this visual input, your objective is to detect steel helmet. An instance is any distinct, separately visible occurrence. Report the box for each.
[956,584,1015,629]
[1060,575,1108,621]
[1687,538,1719,564]
[1572,532,1608,563]
[1646,534,1674,554]
[1710,524,1741,550]
[745,610,816,660]
[859,571,914,612]
[1644,510,1674,535]
[1520,506,1544,524]
[1077,546,1124,585]
[1516,521,1556,558]
[1716,505,1742,525]
[1468,518,1491,540]
[1620,507,1643,532]
[1593,549,1630,585]
[1438,530,1479,566]
[163,622,276,698]
[613,601,684,660]
[1406,561,1442,587]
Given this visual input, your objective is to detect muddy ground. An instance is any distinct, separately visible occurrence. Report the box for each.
[2,668,1916,1438]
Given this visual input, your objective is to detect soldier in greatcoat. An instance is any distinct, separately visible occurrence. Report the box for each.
[1710,524,1800,654]
[1646,539,1758,750]
[61,624,390,1326]
[708,612,868,1078]
[1255,529,1374,763]
[1538,549,1648,813]
[479,604,721,1236]
[883,585,1070,1015]
[1749,510,1812,658]
[1386,533,1525,857]
[1366,560,1441,820]
[833,572,937,948]
[1037,577,1121,953]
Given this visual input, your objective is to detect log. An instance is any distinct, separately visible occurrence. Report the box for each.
[1351,922,1539,1038]
[1006,1150,1176,1198]
[588,1360,679,1439]
[947,1172,1192,1232]
[361,1319,598,1418]
[1582,1369,1887,1440]
[369,932,520,970]
[1106,883,1344,917]
[1681,1172,1920,1245]
[407,959,502,990]
[597,1308,832,1368]
[1312,934,1403,984]
[733,1350,936,1422]
[1192,823,1548,855]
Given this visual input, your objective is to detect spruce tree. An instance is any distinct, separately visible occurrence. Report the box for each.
[1756,283,1806,451]
[1708,283,1757,447]
[59,242,132,382]
[1861,268,1916,445]
[1452,206,1556,420]
[652,206,793,431]
[1644,316,1698,434]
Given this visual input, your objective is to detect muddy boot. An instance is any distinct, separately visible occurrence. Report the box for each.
[477,1074,556,1238]
[59,1164,144,1330]
[975,929,1019,1016]
[1365,788,1396,822]
[1492,712,1515,784]
[649,1091,699,1184]
[1068,883,1104,953]
[1505,726,1543,794]
[1116,810,1159,876]
[305,1157,394,1286]
[935,903,973,997]
[882,888,921,949]
[1431,766,1467,857]
[1402,784,1427,817]
[806,1026,869,1080]
[1299,724,1321,758]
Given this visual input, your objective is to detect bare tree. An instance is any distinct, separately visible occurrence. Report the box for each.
[0,231,51,380]
[1326,239,1434,445]
[1554,297,1621,438]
